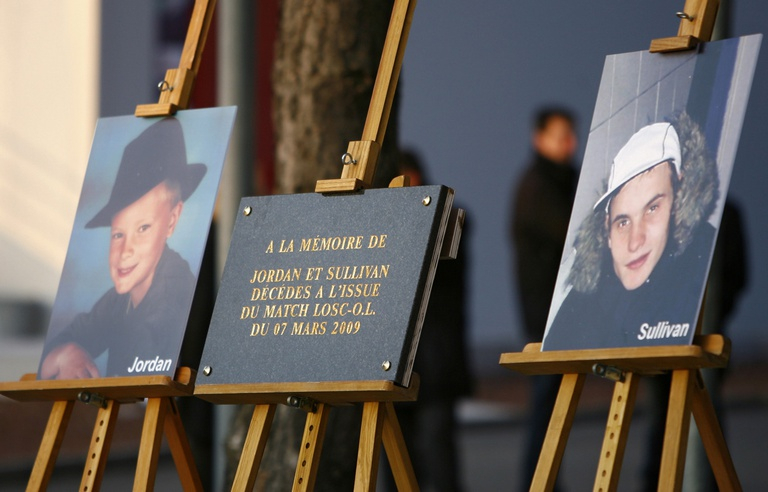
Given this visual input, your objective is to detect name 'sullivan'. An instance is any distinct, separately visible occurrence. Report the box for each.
[637,321,690,341]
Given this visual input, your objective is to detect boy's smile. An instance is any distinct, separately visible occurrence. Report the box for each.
[109,182,182,307]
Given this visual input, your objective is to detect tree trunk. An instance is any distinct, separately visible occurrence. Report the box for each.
[223,1,400,490]
[273,0,399,193]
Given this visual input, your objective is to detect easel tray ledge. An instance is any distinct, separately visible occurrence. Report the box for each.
[499,334,729,376]
[0,366,196,402]
[194,376,419,405]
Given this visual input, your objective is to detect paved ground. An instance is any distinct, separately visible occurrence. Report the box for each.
[2,370,766,491]
[2,403,766,491]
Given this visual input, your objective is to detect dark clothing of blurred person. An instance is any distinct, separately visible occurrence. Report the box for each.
[510,108,578,491]
[382,149,472,492]
[640,199,747,492]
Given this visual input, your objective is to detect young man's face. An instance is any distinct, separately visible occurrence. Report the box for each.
[607,163,674,290]
[109,182,182,307]
[533,115,578,165]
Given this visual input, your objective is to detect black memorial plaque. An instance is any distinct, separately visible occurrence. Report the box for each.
[198,185,453,386]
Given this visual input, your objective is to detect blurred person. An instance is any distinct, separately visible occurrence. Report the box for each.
[382,149,473,492]
[510,107,578,490]
[682,200,747,491]
[637,201,746,492]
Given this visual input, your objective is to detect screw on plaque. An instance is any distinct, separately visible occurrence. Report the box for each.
[382,360,392,371]
[421,196,431,206]
[203,366,212,376]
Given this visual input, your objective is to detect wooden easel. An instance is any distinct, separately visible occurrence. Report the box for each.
[0,1,217,490]
[0,369,201,491]
[500,336,739,491]
[195,380,421,491]
[193,1,433,490]
[500,1,741,490]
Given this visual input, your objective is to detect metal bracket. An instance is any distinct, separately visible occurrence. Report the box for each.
[286,395,319,413]
[592,363,626,382]
[77,391,108,409]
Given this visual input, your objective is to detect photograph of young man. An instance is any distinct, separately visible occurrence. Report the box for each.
[543,114,719,350]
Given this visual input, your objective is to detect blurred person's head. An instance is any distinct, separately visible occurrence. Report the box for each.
[398,149,427,186]
[532,107,578,165]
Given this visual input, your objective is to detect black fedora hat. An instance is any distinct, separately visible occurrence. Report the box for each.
[86,118,207,229]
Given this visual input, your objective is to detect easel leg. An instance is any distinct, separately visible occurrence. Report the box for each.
[134,397,169,492]
[80,399,120,492]
[27,400,75,492]
[690,370,742,491]
[293,402,331,491]
[354,401,386,492]
[231,404,277,492]
[163,398,204,491]
[530,373,585,492]
[381,401,419,491]
[659,369,694,491]
[594,372,639,492]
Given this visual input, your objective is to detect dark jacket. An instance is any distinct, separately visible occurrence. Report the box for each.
[413,240,473,401]
[511,154,577,341]
[41,246,196,377]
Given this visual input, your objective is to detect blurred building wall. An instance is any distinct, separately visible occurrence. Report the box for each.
[0,2,99,309]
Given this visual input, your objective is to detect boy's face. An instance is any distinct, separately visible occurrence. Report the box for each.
[607,163,674,290]
[109,182,182,307]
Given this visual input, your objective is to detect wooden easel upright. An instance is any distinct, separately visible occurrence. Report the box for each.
[0,1,217,490]
[500,1,741,490]
[193,1,442,490]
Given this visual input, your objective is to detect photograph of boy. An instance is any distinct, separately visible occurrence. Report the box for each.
[543,116,718,350]
[540,35,760,351]
[38,114,228,379]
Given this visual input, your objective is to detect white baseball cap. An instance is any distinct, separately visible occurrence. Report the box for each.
[594,122,681,211]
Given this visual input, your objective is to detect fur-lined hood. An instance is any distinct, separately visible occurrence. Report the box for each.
[568,112,720,293]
